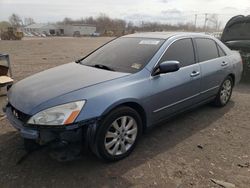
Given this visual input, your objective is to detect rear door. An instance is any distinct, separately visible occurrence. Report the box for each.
[148,38,201,123]
[194,38,228,100]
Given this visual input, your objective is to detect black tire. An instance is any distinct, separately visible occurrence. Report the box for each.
[212,76,233,107]
[23,138,40,152]
[91,106,142,162]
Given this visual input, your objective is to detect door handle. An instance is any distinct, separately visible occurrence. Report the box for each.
[190,71,200,77]
[221,61,228,66]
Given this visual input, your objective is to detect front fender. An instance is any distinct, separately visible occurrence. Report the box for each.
[101,98,146,117]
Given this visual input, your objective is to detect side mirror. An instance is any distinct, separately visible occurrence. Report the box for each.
[152,61,180,76]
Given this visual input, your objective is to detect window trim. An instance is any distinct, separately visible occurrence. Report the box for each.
[216,43,227,57]
[151,37,197,75]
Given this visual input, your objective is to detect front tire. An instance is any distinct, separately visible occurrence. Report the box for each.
[92,106,142,162]
[213,76,233,107]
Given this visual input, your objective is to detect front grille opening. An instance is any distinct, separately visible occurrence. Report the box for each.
[10,104,31,123]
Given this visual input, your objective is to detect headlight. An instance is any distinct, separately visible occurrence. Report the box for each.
[27,101,85,125]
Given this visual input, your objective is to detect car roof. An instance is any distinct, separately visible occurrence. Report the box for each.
[123,32,213,40]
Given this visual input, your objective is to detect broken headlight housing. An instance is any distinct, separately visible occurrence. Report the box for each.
[27,100,85,125]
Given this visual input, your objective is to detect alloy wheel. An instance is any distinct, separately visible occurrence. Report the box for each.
[220,79,232,104]
[104,116,138,156]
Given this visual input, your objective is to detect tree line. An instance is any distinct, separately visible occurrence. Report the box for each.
[0,13,221,36]
[58,14,219,36]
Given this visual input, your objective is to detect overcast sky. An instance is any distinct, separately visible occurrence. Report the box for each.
[0,0,249,27]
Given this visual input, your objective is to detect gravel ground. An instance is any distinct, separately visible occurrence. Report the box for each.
[0,37,250,188]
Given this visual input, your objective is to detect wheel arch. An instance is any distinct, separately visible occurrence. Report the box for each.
[228,73,235,86]
[101,100,148,132]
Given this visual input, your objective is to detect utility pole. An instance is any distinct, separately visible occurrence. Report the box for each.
[194,14,197,31]
[204,13,208,32]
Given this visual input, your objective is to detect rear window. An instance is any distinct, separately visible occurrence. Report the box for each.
[195,38,219,62]
[81,37,164,73]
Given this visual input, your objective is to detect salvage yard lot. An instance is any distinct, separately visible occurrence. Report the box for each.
[0,37,250,188]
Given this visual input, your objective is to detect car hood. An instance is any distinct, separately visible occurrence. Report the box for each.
[8,62,129,114]
[224,40,250,51]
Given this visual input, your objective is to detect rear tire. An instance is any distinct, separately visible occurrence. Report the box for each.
[212,76,233,107]
[92,106,142,162]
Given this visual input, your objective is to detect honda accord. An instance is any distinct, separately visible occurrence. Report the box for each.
[5,32,243,161]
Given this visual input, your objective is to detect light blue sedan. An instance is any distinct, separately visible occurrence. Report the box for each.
[5,32,243,161]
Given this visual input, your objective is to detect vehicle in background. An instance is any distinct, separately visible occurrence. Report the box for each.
[221,15,250,82]
[23,32,34,37]
[41,33,46,38]
[31,32,42,37]
[23,32,29,37]
[73,31,81,37]
[5,32,243,161]
[91,32,100,37]
[0,27,23,40]
[42,31,50,37]
[221,15,250,51]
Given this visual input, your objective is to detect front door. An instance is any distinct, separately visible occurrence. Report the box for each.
[144,38,201,124]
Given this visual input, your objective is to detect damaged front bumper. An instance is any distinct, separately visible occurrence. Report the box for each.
[5,104,98,145]
[6,106,39,139]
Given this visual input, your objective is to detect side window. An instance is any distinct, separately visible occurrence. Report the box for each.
[195,38,219,62]
[217,44,226,57]
[160,38,195,67]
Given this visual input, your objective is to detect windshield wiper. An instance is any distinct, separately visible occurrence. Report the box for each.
[90,64,115,71]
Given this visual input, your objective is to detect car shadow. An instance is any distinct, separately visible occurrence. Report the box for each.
[0,101,235,187]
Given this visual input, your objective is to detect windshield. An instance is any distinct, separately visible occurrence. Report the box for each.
[80,37,164,73]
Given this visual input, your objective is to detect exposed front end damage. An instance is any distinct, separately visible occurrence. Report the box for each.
[5,103,98,161]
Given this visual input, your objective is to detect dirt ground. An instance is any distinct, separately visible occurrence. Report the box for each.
[0,37,250,188]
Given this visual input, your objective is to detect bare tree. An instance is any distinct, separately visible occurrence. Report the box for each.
[83,17,96,25]
[207,14,221,31]
[9,13,23,27]
[62,17,73,24]
[216,20,222,31]
[57,13,222,36]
